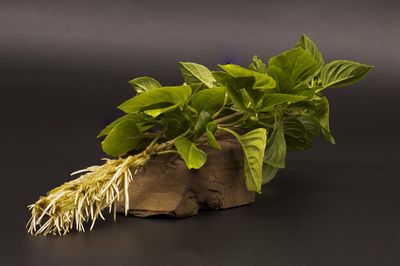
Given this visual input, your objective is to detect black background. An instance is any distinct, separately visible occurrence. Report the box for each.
[1,0,399,265]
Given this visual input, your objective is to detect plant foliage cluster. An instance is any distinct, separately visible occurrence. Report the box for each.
[98,34,373,193]
[27,34,372,236]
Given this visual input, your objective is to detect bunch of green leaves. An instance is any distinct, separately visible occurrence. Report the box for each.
[98,34,372,193]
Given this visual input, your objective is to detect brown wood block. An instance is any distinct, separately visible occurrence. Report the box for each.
[117,137,255,217]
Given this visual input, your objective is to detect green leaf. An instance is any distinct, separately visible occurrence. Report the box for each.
[179,62,215,89]
[118,85,192,117]
[191,86,226,115]
[97,113,153,138]
[128,76,161,94]
[206,122,221,150]
[219,64,276,90]
[295,34,324,67]
[101,119,144,157]
[267,47,319,92]
[175,136,207,169]
[225,76,255,112]
[264,122,286,169]
[262,111,286,184]
[319,60,373,89]
[283,115,320,151]
[312,97,335,144]
[193,111,212,136]
[211,71,232,85]
[259,93,306,111]
[248,55,267,74]
[238,128,267,193]
[262,164,279,185]
[163,109,190,138]
[220,128,267,192]
[143,104,178,118]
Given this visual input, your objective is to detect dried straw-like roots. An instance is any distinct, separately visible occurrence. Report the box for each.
[27,152,150,236]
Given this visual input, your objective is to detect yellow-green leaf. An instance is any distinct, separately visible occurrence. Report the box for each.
[128,76,161,94]
[179,62,215,89]
[101,119,144,157]
[219,64,276,90]
[118,85,192,116]
[238,128,267,193]
[206,122,221,150]
[175,136,207,169]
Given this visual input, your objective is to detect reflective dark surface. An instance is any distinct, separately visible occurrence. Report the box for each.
[1,0,399,265]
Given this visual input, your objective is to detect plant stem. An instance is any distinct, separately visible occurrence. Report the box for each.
[215,112,241,124]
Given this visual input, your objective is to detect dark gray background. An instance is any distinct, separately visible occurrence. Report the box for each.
[1,0,399,265]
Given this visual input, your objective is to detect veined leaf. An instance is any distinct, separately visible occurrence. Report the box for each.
[262,164,279,185]
[219,64,276,90]
[248,55,267,74]
[319,60,373,89]
[206,122,221,150]
[259,93,306,111]
[225,76,255,112]
[264,122,286,169]
[296,34,324,67]
[101,119,144,157]
[118,85,192,117]
[220,128,267,192]
[163,109,190,138]
[193,111,212,136]
[238,128,267,193]
[128,76,161,94]
[175,136,207,169]
[191,86,225,115]
[312,97,335,144]
[262,111,286,184]
[267,47,319,92]
[283,115,320,151]
[212,71,232,85]
[97,113,154,138]
[179,62,215,89]
[143,104,180,118]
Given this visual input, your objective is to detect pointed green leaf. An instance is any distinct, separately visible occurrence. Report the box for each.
[219,64,276,90]
[175,136,207,169]
[225,76,255,112]
[179,62,215,89]
[312,97,335,144]
[283,115,320,151]
[211,71,232,85]
[267,47,319,92]
[128,76,161,94]
[262,164,279,185]
[296,34,324,67]
[118,85,192,116]
[264,122,286,169]
[220,128,267,192]
[206,122,221,150]
[248,55,267,74]
[319,60,373,89]
[238,128,267,193]
[101,119,144,157]
[163,109,190,138]
[259,93,306,111]
[191,86,225,115]
[97,113,154,138]
[143,104,180,118]
[193,111,212,136]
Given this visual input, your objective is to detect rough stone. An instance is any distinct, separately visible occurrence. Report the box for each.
[116,137,255,217]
